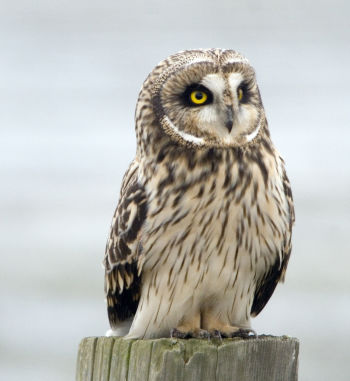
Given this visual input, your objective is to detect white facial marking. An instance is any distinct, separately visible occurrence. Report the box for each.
[229,72,262,143]
[162,57,260,147]
[162,115,205,145]
[201,74,226,98]
[197,74,231,137]
[197,105,218,125]
[228,72,244,94]
[245,118,261,142]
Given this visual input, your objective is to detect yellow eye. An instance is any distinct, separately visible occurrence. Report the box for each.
[190,90,208,105]
[238,87,243,101]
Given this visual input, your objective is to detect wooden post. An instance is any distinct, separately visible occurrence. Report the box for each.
[76,335,299,381]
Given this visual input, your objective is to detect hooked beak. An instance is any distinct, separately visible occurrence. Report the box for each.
[225,106,234,133]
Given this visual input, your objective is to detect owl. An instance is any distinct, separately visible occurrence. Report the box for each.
[103,49,294,339]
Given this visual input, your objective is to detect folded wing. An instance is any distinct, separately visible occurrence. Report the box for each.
[103,160,148,327]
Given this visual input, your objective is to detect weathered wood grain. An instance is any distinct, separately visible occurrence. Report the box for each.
[76,335,299,381]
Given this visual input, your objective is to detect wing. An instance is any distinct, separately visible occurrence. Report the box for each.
[251,167,295,317]
[103,160,148,328]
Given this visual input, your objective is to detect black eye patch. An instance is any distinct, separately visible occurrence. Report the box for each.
[181,84,213,107]
[237,81,252,104]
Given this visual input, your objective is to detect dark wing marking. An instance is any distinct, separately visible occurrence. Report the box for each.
[103,160,148,327]
[282,166,295,228]
[251,167,295,317]
[250,247,291,317]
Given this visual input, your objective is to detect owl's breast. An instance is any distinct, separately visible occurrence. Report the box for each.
[139,148,291,292]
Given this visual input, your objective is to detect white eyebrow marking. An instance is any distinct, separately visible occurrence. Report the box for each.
[200,74,226,97]
[228,72,244,92]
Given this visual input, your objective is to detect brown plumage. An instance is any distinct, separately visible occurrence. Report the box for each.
[103,49,294,338]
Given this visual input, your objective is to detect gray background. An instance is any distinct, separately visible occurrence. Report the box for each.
[1,0,349,380]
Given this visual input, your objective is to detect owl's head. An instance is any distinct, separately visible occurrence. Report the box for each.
[136,49,266,150]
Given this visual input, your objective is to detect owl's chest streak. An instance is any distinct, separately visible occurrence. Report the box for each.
[141,154,285,275]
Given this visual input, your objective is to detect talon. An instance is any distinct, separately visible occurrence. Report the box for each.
[211,329,223,342]
[170,328,188,339]
[249,329,258,338]
[232,328,257,338]
[197,329,210,339]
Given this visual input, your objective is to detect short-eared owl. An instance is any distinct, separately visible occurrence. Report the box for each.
[104,49,294,339]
